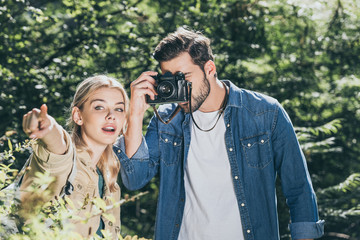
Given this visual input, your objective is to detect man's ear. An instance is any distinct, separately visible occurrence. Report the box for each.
[204,60,217,79]
[72,107,83,125]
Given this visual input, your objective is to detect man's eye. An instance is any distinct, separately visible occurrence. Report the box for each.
[95,106,104,110]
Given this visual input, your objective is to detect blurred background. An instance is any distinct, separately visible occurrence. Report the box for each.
[0,0,359,239]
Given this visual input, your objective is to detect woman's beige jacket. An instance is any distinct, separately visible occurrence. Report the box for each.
[20,130,121,238]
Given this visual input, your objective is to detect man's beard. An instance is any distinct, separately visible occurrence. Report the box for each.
[180,74,210,113]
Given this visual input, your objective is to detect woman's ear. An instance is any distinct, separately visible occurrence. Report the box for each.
[72,107,83,125]
[204,60,217,79]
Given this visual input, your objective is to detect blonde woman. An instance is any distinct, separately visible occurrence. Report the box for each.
[20,75,129,238]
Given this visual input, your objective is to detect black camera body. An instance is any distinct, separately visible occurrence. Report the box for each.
[146,72,189,104]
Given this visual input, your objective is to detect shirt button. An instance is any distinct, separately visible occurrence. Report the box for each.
[260,139,264,144]
[247,229,251,234]
[247,143,251,147]
[174,142,177,146]
[234,176,238,180]
[117,149,121,153]
[227,123,230,127]
[241,203,245,207]
[229,148,233,152]
[108,221,113,226]
[165,138,169,142]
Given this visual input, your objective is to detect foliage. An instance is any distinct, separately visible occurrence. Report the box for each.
[317,173,360,239]
[1,0,360,239]
[0,138,151,239]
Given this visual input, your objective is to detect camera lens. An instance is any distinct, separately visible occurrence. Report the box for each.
[157,81,175,98]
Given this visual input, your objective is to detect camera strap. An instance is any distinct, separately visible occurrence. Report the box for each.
[189,81,228,132]
[151,81,228,129]
[152,105,181,124]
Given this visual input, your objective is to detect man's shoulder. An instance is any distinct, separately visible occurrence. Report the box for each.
[226,81,280,113]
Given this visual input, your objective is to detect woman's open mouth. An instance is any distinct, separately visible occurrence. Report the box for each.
[102,126,117,134]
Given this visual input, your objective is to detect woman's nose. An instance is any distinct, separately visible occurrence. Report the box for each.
[106,111,115,120]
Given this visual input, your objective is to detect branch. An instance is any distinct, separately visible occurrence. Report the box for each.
[325,232,355,240]
[72,191,149,224]
[39,36,88,68]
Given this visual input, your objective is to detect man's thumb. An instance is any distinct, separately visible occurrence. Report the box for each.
[40,104,48,118]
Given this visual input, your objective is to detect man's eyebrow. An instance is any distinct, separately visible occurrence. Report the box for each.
[161,70,191,76]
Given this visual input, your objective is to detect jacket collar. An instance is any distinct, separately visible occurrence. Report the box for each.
[222,80,243,109]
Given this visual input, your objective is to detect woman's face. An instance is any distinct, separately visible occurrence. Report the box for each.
[75,87,126,149]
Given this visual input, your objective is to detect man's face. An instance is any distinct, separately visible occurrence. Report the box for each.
[160,52,210,113]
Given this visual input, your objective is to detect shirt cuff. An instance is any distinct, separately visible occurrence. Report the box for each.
[289,220,325,239]
[114,135,149,160]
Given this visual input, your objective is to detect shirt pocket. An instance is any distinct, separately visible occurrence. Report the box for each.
[159,132,183,166]
[241,133,272,169]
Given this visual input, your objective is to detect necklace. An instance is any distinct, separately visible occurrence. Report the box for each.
[189,81,228,132]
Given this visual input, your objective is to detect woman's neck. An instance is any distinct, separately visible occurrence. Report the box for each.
[81,133,107,168]
[84,142,106,168]
[90,148,105,168]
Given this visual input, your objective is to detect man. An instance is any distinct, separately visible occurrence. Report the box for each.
[114,27,324,240]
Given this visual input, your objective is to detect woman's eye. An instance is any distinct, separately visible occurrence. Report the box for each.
[94,106,104,110]
[115,108,124,112]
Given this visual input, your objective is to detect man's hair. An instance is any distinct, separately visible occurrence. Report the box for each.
[153,27,214,72]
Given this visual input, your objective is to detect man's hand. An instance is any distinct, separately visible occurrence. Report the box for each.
[124,71,158,158]
[129,71,158,118]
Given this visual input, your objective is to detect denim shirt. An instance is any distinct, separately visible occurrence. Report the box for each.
[114,80,324,240]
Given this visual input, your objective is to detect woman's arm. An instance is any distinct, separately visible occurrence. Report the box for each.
[22,104,67,155]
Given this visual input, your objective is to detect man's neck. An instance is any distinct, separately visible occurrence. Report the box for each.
[198,79,227,113]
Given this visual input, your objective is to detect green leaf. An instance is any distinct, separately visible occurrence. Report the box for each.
[64,195,76,210]
[102,213,115,224]
[8,138,13,152]
[92,197,107,211]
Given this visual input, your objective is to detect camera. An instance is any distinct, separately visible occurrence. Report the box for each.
[146,72,189,104]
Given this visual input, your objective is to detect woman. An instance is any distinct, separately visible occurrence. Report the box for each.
[20,75,128,238]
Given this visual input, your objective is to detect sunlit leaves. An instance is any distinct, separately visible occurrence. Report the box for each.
[0,139,149,239]
[1,0,360,238]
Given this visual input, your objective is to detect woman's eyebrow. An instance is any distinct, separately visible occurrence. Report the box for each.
[90,99,125,105]
[90,99,105,104]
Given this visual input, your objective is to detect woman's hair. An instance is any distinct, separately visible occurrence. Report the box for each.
[153,26,214,73]
[67,75,129,192]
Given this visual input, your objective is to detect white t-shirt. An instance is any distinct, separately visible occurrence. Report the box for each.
[178,110,244,240]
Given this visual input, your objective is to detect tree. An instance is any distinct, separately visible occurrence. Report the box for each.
[1,0,360,238]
